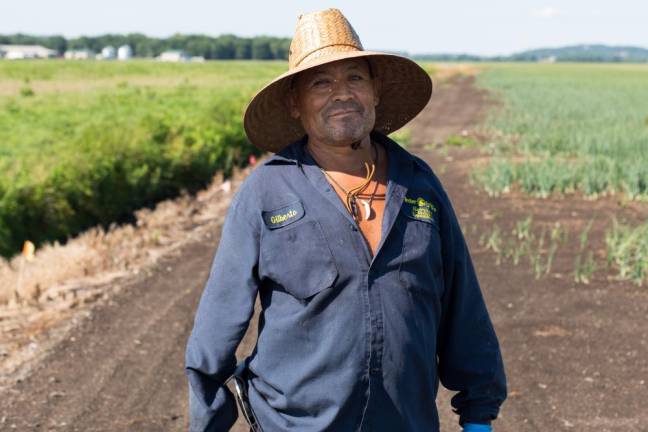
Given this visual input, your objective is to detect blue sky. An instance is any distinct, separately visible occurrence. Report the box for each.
[2,0,646,56]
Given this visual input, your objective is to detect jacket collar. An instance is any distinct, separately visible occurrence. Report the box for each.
[267,131,414,264]
[265,131,416,170]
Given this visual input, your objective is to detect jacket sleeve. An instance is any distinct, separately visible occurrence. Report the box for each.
[185,193,260,431]
[436,188,507,426]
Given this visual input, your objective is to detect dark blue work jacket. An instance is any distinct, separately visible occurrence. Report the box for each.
[185,131,507,431]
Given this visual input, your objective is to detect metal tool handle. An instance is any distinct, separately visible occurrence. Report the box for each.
[227,361,262,432]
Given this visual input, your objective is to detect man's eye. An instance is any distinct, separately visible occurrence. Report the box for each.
[349,75,364,81]
[313,79,330,87]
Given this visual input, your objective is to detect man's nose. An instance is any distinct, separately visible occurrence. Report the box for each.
[330,78,354,100]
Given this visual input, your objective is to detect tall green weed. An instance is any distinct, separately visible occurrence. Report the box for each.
[0,61,284,258]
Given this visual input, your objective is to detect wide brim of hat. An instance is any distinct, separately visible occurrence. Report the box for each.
[243,51,433,153]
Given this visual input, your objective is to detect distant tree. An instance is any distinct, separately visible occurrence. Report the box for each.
[68,36,93,51]
[213,35,236,59]
[45,36,67,54]
[128,33,157,57]
[269,39,290,59]
[252,38,273,59]
[183,35,213,58]
[234,38,252,59]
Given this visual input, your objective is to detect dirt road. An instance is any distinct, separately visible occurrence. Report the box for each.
[1,74,646,432]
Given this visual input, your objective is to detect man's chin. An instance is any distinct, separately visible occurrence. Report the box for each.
[326,135,368,147]
[325,127,373,145]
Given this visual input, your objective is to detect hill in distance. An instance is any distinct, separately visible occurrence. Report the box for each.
[412,44,648,62]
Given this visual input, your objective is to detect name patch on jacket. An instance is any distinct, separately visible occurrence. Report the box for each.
[262,201,305,229]
[402,196,438,224]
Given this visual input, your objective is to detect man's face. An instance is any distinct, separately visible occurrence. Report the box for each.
[288,58,380,147]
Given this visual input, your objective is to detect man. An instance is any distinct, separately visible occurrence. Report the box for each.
[185,8,506,432]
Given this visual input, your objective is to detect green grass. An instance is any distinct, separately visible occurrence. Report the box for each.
[478,216,569,280]
[471,63,648,200]
[474,212,648,286]
[0,60,286,258]
[1,61,286,177]
[605,218,648,285]
[446,134,479,148]
[466,63,648,285]
[0,58,287,82]
[389,127,412,148]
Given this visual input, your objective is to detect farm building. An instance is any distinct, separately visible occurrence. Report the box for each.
[117,45,132,60]
[539,55,557,63]
[157,50,190,62]
[0,44,57,59]
[64,49,95,60]
[100,46,117,60]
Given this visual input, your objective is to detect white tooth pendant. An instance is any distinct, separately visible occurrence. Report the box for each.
[359,199,371,221]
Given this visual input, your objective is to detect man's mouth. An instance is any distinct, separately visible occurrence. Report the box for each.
[328,110,359,118]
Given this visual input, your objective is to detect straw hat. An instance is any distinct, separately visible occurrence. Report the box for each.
[243,8,433,152]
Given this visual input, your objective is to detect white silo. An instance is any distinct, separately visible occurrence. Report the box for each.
[101,46,116,60]
[117,45,132,60]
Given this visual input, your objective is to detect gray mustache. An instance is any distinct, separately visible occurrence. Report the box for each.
[324,101,364,117]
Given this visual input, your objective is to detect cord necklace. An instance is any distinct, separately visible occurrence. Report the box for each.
[310,142,379,221]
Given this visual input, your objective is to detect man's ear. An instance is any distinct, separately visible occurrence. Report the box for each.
[286,88,301,119]
[372,76,382,107]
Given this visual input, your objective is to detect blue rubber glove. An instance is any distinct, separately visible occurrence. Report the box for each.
[463,423,492,432]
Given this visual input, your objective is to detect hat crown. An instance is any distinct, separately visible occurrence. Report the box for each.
[289,8,364,70]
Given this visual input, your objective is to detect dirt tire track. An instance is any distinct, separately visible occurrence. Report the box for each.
[409,74,495,148]
[0,237,222,431]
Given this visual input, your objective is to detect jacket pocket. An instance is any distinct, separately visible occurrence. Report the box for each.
[260,217,338,300]
[398,210,443,296]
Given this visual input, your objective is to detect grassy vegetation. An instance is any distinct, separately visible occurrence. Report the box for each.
[390,127,412,148]
[446,133,479,148]
[605,218,648,285]
[478,216,569,280]
[476,215,647,286]
[0,59,286,82]
[464,63,648,285]
[573,220,596,284]
[472,63,648,200]
[0,60,286,258]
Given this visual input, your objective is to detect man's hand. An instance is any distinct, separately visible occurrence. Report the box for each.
[463,423,492,432]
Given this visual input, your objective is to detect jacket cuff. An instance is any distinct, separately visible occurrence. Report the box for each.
[458,404,497,426]
[188,381,238,432]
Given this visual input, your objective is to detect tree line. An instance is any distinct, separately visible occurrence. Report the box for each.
[0,33,292,60]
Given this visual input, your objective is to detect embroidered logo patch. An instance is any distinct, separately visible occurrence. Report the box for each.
[262,201,305,229]
[402,196,437,224]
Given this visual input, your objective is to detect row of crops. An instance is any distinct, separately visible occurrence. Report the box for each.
[469,63,648,285]
[0,60,285,258]
[473,63,648,200]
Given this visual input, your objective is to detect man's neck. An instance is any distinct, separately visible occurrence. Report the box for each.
[306,135,374,176]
